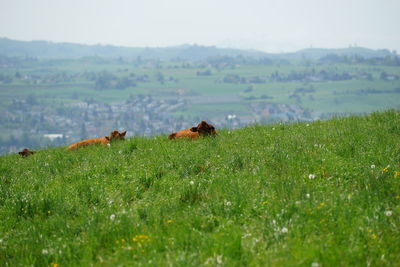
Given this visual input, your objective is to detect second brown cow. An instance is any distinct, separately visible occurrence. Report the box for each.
[168,120,217,140]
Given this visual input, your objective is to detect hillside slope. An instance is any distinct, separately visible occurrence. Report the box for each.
[0,111,399,266]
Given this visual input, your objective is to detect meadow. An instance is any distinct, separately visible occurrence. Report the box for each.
[0,110,399,266]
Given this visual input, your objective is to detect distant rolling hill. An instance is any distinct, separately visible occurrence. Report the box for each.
[275,47,394,61]
[0,37,395,61]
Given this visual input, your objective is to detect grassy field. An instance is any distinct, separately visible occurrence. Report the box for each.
[0,110,399,266]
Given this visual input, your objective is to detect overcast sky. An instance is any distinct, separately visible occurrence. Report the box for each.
[0,0,399,53]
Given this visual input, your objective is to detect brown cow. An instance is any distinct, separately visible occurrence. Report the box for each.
[67,130,127,151]
[168,120,217,140]
[18,148,35,157]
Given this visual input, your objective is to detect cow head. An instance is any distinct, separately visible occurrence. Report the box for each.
[190,121,217,136]
[108,130,127,141]
[18,148,35,157]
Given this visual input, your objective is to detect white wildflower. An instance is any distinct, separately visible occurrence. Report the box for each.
[189,181,195,185]
[107,143,111,147]
[384,210,393,217]
[110,214,116,220]
[42,249,49,255]
[216,255,223,264]
[370,164,376,169]
[204,257,213,265]
[242,233,252,238]
[306,193,310,198]
[225,201,232,206]
[281,227,288,233]
[306,124,310,127]
[118,150,122,154]
[308,174,316,179]
[311,262,320,267]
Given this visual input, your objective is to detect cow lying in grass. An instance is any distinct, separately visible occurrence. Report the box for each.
[168,120,217,140]
[67,130,127,151]
[18,148,35,157]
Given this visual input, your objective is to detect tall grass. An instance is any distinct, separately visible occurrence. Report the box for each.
[0,110,399,266]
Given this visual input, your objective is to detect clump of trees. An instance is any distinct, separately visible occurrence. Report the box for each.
[196,69,212,76]
[94,71,136,90]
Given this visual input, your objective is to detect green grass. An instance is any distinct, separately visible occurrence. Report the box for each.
[0,110,399,266]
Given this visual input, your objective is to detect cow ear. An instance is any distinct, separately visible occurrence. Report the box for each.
[105,136,110,141]
[121,131,127,136]
[190,127,198,132]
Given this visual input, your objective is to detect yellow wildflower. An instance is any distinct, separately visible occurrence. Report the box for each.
[383,167,389,173]
[262,201,268,205]
[52,263,59,267]
[166,219,173,224]
[132,234,150,243]
[394,171,400,178]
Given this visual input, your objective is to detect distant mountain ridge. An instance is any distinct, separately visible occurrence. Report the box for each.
[0,37,395,61]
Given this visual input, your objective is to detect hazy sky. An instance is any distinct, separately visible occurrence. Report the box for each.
[0,0,399,53]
